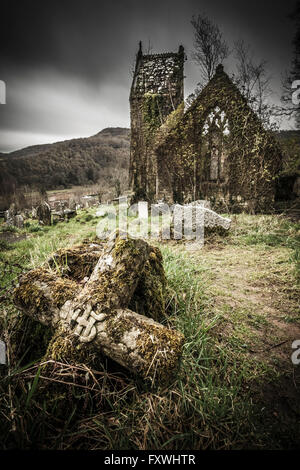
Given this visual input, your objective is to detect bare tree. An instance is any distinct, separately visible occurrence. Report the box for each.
[232,40,276,129]
[191,14,229,85]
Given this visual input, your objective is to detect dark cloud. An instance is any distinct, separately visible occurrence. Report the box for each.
[1,0,133,81]
[0,0,298,152]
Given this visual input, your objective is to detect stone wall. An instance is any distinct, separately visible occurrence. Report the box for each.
[155,66,283,213]
[129,47,283,213]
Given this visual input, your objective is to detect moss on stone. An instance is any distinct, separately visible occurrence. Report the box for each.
[88,237,149,311]
[104,311,184,383]
[129,246,166,321]
[44,330,103,366]
[131,59,283,212]
[136,321,184,382]
[14,268,78,315]
[48,243,104,281]
[143,93,163,142]
[13,235,179,383]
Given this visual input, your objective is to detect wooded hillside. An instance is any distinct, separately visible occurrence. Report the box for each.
[0,128,130,195]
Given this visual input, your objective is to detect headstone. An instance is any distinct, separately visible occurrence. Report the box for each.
[293,177,300,197]
[138,201,148,219]
[187,200,211,209]
[63,209,76,220]
[31,207,37,219]
[172,204,231,233]
[36,201,51,225]
[4,204,24,228]
[14,214,24,229]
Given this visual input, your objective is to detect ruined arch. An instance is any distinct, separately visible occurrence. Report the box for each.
[201,105,230,183]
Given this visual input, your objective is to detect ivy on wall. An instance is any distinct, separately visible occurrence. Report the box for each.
[142,93,163,142]
[155,68,283,212]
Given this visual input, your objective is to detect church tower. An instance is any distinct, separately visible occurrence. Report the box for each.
[129,42,185,201]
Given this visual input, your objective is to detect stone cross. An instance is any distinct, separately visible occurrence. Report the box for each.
[13,234,184,383]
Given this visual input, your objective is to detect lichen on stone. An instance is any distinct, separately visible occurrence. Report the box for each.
[13,235,183,383]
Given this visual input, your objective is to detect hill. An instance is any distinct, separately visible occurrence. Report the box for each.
[0,127,298,209]
[0,127,130,199]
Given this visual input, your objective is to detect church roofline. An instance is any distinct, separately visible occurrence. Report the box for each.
[130,43,185,100]
[154,62,281,152]
[141,51,182,59]
[182,63,245,117]
[136,42,184,60]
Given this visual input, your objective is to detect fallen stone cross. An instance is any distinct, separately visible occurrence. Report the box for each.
[13,234,184,383]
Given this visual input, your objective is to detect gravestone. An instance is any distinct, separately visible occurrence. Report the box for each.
[14,234,184,383]
[5,203,17,226]
[14,214,24,229]
[31,207,37,219]
[187,200,211,209]
[36,201,51,225]
[172,204,231,232]
[4,204,24,228]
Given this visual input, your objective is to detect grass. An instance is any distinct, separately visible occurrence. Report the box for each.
[0,210,299,449]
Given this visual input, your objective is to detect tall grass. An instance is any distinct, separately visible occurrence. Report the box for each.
[0,211,299,449]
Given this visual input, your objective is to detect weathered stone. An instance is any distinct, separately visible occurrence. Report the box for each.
[63,208,76,220]
[31,207,37,219]
[47,242,104,281]
[129,44,283,213]
[129,43,185,201]
[5,213,14,227]
[187,200,211,209]
[14,235,183,383]
[81,195,98,208]
[172,204,231,234]
[14,214,24,229]
[96,207,108,218]
[23,209,31,218]
[36,201,51,225]
[4,205,24,228]
[4,203,17,226]
[7,203,17,218]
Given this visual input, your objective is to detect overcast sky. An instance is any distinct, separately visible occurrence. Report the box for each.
[0,0,298,152]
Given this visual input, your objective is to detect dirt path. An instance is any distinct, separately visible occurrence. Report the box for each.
[191,243,300,365]
[187,241,300,446]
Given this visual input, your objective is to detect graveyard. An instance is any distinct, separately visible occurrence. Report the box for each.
[0,0,299,453]
[0,205,299,449]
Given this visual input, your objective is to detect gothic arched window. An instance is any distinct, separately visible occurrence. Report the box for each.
[202,106,230,137]
[201,106,230,181]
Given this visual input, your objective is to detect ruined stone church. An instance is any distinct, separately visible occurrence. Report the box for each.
[129,43,282,212]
